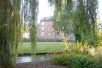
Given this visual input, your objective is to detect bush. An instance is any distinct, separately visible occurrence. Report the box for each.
[73,41,90,54]
[98,30,102,45]
[97,55,102,65]
[52,53,101,68]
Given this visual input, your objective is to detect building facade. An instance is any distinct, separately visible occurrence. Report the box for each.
[37,16,75,42]
[37,16,56,41]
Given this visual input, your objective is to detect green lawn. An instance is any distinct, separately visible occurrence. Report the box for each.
[18,42,65,53]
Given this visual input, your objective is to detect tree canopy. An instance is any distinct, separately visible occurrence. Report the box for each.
[0,0,38,67]
[49,0,98,46]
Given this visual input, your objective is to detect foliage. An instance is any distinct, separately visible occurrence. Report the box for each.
[22,24,30,31]
[52,33,102,67]
[49,0,98,47]
[30,22,37,55]
[87,45,102,58]
[28,0,38,55]
[0,0,38,67]
[48,0,74,36]
[97,55,102,65]
[0,0,15,68]
[96,45,102,55]
[10,0,22,64]
[73,0,98,46]
[87,46,102,66]
[73,41,90,54]
[97,30,102,45]
[52,53,100,68]
[60,34,90,54]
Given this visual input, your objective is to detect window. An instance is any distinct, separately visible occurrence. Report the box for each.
[42,27,44,30]
[42,32,44,36]
[48,33,50,35]
[48,22,50,24]
[48,27,50,29]
[42,22,45,25]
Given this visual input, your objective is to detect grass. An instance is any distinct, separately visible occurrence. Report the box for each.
[18,42,66,53]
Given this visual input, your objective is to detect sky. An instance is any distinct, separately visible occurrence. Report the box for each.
[38,0,102,22]
[38,0,54,23]
[99,0,102,20]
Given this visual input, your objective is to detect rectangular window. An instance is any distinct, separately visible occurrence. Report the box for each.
[42,32,44,36]
[48,21,50,24]
[48,33,50,35]
[42,27,44,30]
[42,22,45,25]
[48,27,50,29]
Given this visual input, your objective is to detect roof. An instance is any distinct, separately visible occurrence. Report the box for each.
[40,16,53,22]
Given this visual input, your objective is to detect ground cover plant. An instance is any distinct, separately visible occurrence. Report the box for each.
[51,39,102,68]
[52,53,101,68]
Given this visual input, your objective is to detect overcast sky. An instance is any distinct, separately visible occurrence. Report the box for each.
[38,0,54,22]
[99,0,102,20]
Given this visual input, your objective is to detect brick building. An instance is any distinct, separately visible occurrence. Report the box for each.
[37,16,75,42]
[37,16,56,41]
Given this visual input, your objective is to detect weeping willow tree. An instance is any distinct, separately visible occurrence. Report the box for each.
[73,0,98,46]
[10,0,23,63]
[29,0,38,55]
[48,0,74,37]
[21,0,38,54]
[0,0,38,67]
[0,0,22,67]
[0,0,15,68]
[49,0,98,46]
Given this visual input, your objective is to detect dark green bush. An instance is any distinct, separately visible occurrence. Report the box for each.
[52,53,101,68]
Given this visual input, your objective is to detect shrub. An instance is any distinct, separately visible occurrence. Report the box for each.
[73,41,90,54]
[96,55,102,67]
[87,46,102,58]
[52,55,64,65]
[52,53,101,68]
[98,30,102,45]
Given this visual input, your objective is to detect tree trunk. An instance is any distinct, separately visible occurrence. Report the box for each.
[0,0,14,68]
[75,34,81,42]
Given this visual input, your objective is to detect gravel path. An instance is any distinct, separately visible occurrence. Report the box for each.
[14,60,70,68]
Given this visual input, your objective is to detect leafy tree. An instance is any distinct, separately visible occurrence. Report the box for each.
[29,0,38,54]
[49,0,98,46]
[10,0,22,63]
[49,0,74,37]
[22,0,38,54]
[73,0,98,46]
[0,0,14,68]
[0,0,38,67]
